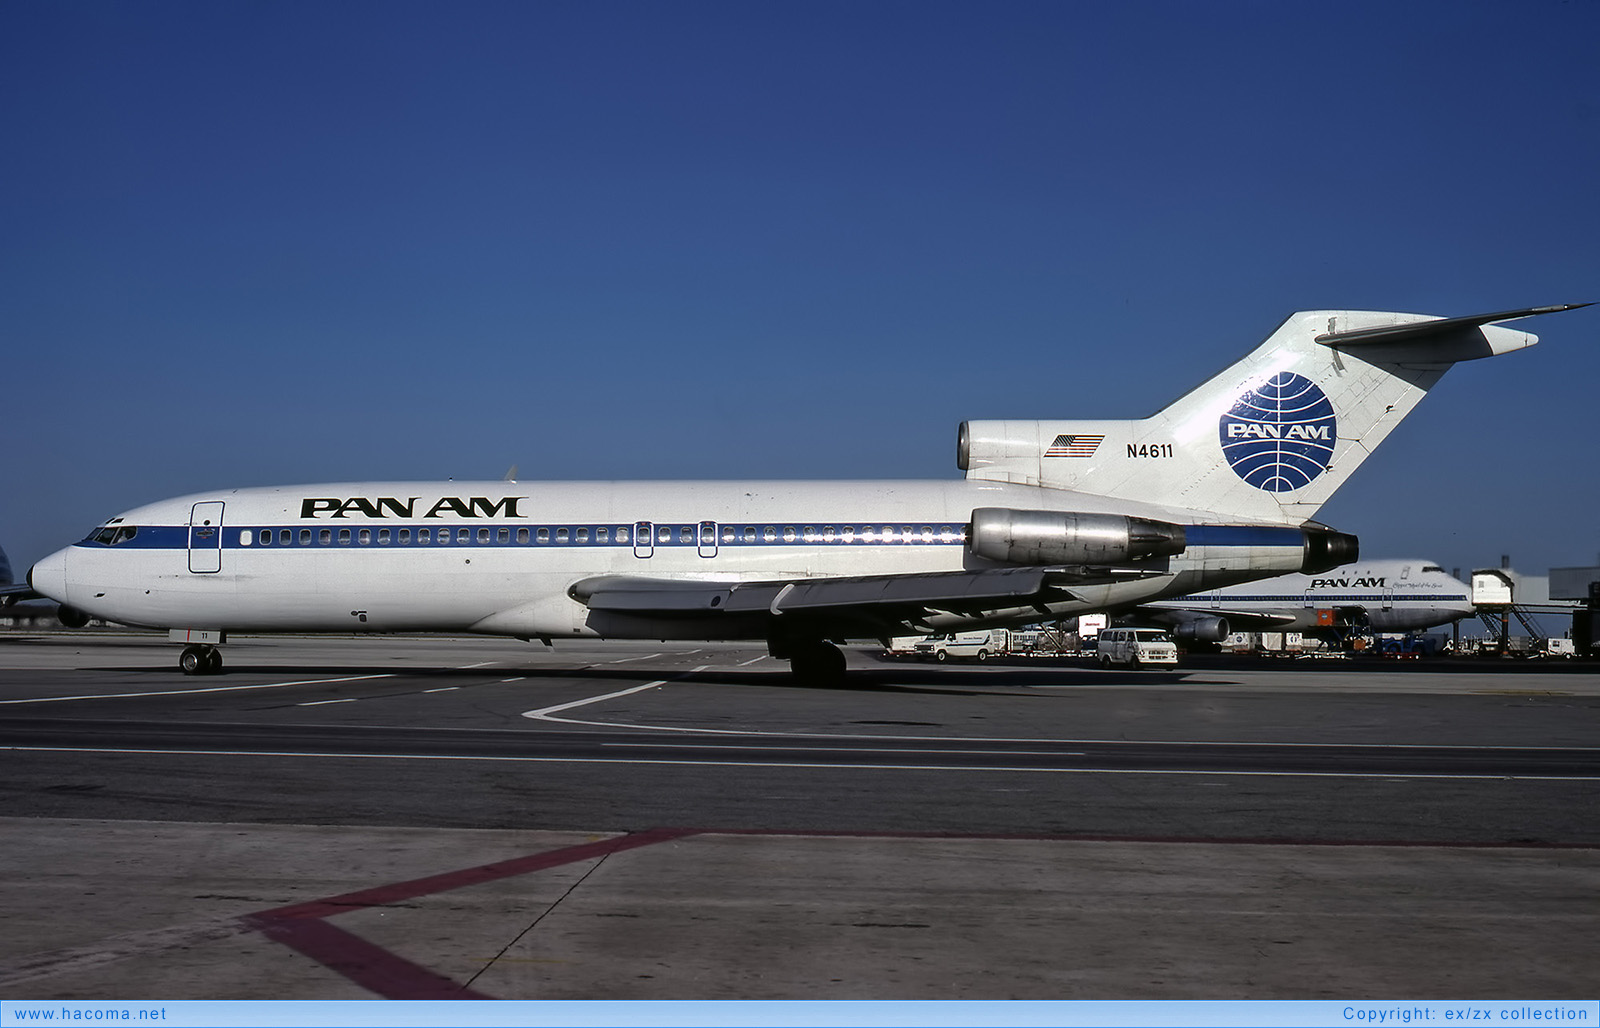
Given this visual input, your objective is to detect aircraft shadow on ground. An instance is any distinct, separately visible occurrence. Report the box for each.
[92,659,1194,692]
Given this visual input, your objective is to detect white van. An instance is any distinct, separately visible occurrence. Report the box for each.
[926,630,1008,662]
[1096,628,1179,668]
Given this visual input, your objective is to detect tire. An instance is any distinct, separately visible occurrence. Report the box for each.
[975,650,988,662]
[936,650,950,662]
[179,647,204,675]
[206,649,224,674]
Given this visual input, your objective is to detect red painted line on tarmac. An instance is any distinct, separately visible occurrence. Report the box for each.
[241,827,698,1000]
[244,914,493,1000]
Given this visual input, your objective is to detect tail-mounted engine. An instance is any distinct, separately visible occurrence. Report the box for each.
[969,507,1187,566]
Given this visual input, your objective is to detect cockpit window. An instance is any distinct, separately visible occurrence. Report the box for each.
[86,526,139,546]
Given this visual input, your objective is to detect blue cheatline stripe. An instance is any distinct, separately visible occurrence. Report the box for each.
[1185,525,1305,548]
[1169,594,1470,604]
[76,522,975,552]
[75,520,1312,553]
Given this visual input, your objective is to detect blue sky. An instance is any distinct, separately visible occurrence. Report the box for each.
[4,0,1597,579]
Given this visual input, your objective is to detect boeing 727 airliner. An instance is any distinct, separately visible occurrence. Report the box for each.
[25,303,1589,682]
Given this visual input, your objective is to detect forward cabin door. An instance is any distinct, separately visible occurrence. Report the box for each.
[188,501,225,574]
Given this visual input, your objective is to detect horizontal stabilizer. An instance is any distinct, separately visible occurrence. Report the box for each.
[1316,303,1592,347]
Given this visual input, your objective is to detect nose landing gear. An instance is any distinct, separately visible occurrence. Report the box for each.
[179,645,223,675]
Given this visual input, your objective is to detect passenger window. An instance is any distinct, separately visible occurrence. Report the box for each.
[400,528,412,544]
[577,528,590,543]
[378,529,390,545]
[940,526,954,542]
[615,527,628,543]
[259,530,271,546]
[803,526,817,542]
[778,526,790,542]
[537,528,550,543]
[300,529,312,545]
[280,529,292,546]
[358,529,371,545]
[722,527,736,543]
[438,528,450,544]
[557,528,569,543]
[679,527,692,543]
[498,527,510,544]
[457,528,469,543]
[823,526,836,543]
[478,527,490,544]
[517,527,530,544]
[339,529,352,545]
[745,527,757,543]
[320,529,332,545]
[921,526,934,542]
[658,527,671,543]
[596,527,609,543]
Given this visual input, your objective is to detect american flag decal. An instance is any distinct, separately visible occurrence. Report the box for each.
[1043,432,1107,454]
[1044,433,1104,458]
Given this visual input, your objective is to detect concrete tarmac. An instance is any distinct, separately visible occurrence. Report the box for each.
[2,632,1597,1000]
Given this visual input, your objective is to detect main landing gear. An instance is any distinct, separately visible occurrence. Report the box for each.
[179,645,223,676]
[772,637,848,688]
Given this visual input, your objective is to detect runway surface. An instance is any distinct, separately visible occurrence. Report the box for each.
[2,632,1598,999]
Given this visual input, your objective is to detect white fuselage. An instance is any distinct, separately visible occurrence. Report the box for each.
[29,478,1322,641]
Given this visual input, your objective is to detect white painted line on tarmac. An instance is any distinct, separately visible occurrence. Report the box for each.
[0,674,398,706]
[522,666,711,723]
[737,656,766,667]
[297,698,358,707]
[423,687,459,694]
[499,678,525,684]
[603,652,665,664]
[456,662,499,670]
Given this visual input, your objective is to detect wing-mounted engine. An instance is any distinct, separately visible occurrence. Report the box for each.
[968,507,1186,567]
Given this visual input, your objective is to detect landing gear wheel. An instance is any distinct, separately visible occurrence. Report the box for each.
[179,645,222,676]
[179,646,206,675]
[789,641,848,687]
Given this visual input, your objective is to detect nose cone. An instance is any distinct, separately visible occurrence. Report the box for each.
[28,548,71,604]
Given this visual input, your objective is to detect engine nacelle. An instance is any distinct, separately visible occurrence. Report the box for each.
[1170,615,1230,643]
[969,507,1187,566]
[1302,528,1359,574]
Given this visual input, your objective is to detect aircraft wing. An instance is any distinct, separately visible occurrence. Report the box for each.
[1164,607,1298,630]
[571,566,1158,634]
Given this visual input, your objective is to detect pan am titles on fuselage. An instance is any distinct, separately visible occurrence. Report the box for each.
[25,303,1589,682]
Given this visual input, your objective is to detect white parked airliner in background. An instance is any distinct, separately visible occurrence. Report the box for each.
[25,303,1587,682]
[1136,560,1475,644]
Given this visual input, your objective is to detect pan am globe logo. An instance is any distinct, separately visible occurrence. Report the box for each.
[1219,372,1337,492]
